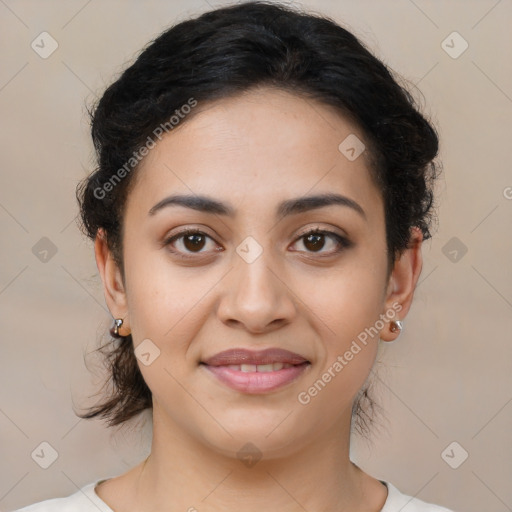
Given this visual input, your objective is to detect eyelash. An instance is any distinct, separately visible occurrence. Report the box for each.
[163,227,352,260]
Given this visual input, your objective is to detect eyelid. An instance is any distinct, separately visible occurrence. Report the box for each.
[291,226,352,252]
[163,227,220,251]
[294,224,347,240]
[162,225,217,244]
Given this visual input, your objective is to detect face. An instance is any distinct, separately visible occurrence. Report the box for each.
[97,87,419,459]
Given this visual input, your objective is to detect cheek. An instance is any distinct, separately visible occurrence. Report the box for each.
[300,250,387,395]
[306,254,387,334]
[122,242,176,337]
[123,243,213,358]
[297,267,383,412]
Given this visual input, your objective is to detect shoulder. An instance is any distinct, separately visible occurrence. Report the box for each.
[11,481,114,512]
[381,481,457,512]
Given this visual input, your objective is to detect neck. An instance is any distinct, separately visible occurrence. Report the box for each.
[124,406,382,512]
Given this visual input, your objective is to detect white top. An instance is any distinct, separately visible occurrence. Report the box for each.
[12,479,456,512]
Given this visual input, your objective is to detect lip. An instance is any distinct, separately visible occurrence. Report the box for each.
[202,348,309,366]
[201,348,310,394]
[202,363,310,394]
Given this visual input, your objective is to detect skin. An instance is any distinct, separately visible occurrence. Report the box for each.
[94,87,423,512]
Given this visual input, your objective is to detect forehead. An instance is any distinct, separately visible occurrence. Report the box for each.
[126,87,383,223]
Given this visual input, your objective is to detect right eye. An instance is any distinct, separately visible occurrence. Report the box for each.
[164,229,222,259]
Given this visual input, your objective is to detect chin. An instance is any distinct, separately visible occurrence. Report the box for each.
[195,411,310,461]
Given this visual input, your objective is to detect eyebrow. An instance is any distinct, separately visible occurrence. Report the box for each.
[148,192,366,220]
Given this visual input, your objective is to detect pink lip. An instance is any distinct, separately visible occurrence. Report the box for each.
[202,363,310,394]
[201,348,310,394]
[202,348,309,366]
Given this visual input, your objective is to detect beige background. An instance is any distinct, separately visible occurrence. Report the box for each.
[1,1,511,511]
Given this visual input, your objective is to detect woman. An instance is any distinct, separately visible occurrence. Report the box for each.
[16,1,455,511]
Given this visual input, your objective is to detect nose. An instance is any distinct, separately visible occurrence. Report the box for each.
[216,249,297,334]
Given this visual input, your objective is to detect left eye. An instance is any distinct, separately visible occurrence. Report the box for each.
[292,228,350,255]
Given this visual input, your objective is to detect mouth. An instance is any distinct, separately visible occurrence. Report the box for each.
[206,362,301,372]
[200,348,311,394]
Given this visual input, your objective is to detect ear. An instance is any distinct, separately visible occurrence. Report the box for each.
[94,228,130,335]
[380,227,423,342]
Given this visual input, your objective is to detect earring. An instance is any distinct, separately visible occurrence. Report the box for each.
[110,318,124,338]
[389,320,403,334]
